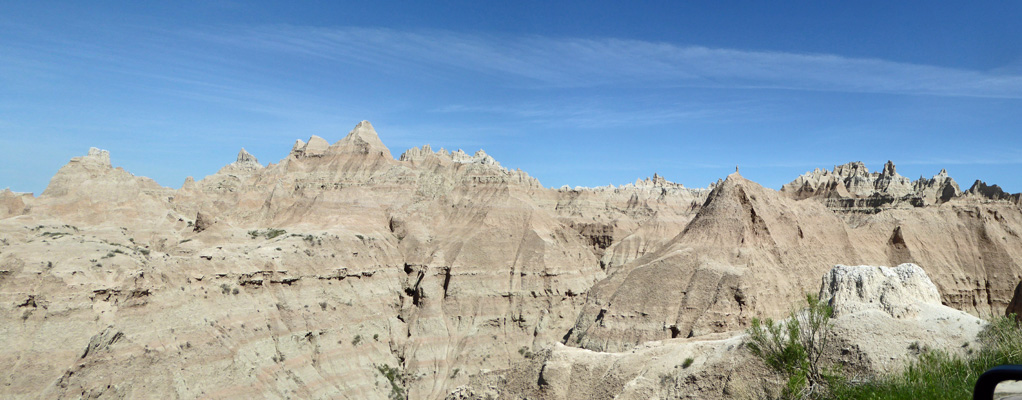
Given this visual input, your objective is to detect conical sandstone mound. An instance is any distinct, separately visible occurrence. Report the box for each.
[568,168,1022,352]
[0,121,1021,399]
[567,172,863,351]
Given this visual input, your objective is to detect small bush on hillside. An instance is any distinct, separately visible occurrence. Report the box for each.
[248,228,287,240]
[375,363,406,400]
[746,293,834,399]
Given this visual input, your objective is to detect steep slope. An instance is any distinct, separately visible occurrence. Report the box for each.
[474,264,983,400]
[0,121,688,399]
[566,173,862,351]
[3,123,1022,399]
[568,168,1022,353]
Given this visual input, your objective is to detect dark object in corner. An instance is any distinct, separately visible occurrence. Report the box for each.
[974,364,1022,400]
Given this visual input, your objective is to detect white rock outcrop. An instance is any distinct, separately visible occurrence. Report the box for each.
[821,263,984,375]
[821,263,941,318]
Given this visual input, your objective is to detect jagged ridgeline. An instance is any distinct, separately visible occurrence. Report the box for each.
[0,121,1020,399]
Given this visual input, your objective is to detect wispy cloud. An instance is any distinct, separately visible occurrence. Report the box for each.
[191,26,1022,98]
[431,101,747,128]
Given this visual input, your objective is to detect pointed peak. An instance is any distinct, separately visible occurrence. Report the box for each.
[181,176,197,190]
[719,171,747,189]
[300,135,330,157]
[652,173,668,186]
[291,139,306,154]
[226,147,263,171]
[236,148,259,164]
[882,160,897,176]
[355,120,374,131]
[308,135,328,144]
[335,120,392,158]
[345,120,380,141]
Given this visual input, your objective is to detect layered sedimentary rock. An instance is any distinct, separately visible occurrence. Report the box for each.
[0,122,706,399]
[472,264,983,399]
[568,169,1022,353]
[781,161,962,213]
[1,121,1021,399]
[567,173,860,352]
[967,180,1022,205]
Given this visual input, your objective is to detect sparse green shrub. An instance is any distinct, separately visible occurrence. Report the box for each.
[247,228,287,240]
[375,364,406,400]
[682,357,694,369]
[352,335,362,346]
[746,293,833,399]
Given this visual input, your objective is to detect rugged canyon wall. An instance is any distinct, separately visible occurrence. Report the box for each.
[1,121,1020,399]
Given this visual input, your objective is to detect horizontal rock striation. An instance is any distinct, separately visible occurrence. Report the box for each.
[781,161,963,213]
[1,121,1020,398]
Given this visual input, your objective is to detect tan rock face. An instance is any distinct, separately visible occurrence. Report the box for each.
[568,170,1022,353]
[780,161,963,212]
[1,121,1021,399]
[567,173,860,352]
[482,264,983,400]
[0,188,32,218]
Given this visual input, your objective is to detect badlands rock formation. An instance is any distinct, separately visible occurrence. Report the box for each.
[780,161,962,212]
[0,121,1020,399]
[465,264,982,399]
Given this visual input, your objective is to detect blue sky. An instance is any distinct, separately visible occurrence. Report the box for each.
[2,1,1021,194]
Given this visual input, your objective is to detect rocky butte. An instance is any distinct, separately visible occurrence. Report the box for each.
[1,121,1021,399]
